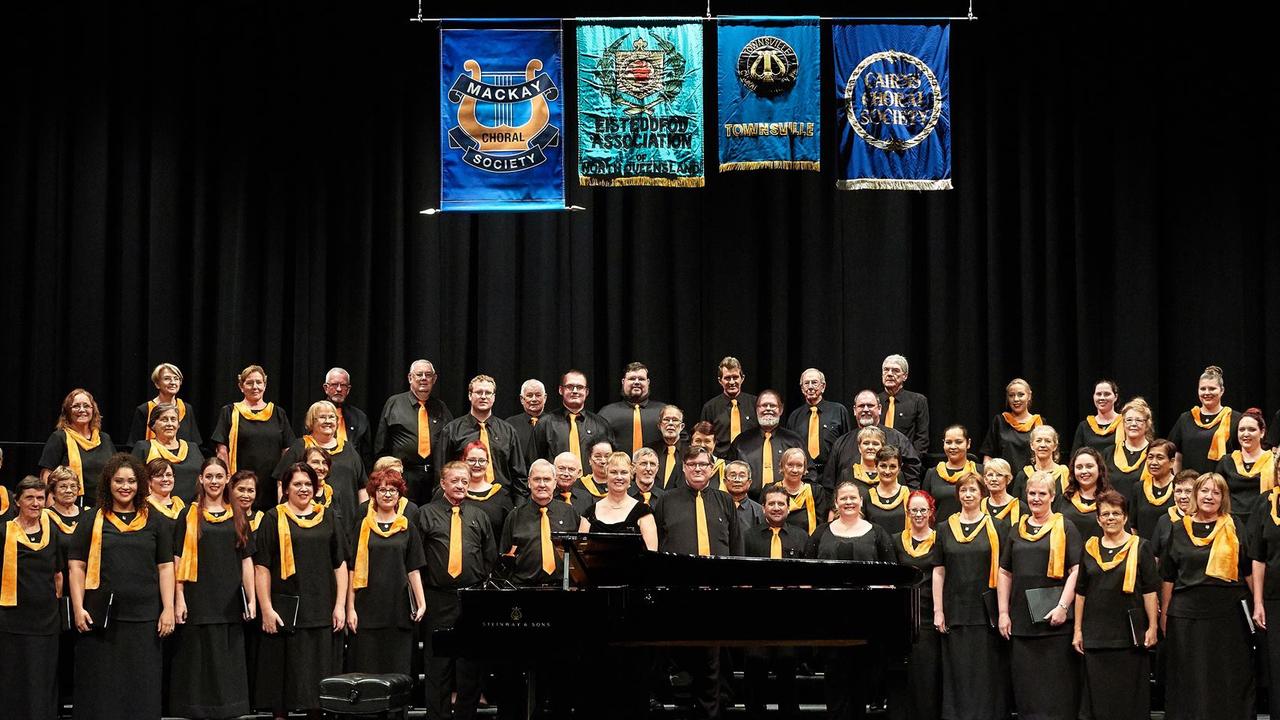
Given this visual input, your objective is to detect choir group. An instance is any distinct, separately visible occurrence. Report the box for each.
[2,357,1276,720]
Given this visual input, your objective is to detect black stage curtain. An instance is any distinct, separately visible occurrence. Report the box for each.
[2,1,1278,479]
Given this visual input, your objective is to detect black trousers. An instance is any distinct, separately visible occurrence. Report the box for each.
[670,646,721,719]
[423,589,483,720]
[744,647,799,720]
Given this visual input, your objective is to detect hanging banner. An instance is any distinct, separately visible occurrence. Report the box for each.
[716,16,820,172]
[577,18,705,187]
[832,23,951,190]
[440,19,564,212]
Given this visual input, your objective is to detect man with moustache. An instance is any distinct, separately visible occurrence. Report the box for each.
[375,359,454,502]
[647,405,688,490]
[552,452,595,516]
[317,366,374,469]
[531,370,614,467]
[784,368,851,481]
[440,375,527,494]
[729,390,805,500]
[598,362,668,453]
[824,390,922,489]
[700,357,758,457]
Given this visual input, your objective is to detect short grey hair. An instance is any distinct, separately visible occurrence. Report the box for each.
[882,354,909,374]
[520,378,546,394]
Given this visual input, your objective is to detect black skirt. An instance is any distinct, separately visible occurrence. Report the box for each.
[0,631,59,720]
[941,625,1010,720]
[74,620,163,720]
[1165,613,1254,720]
[254,625,342,711]
[1263,599,1280,717]
[169,622,250,719]
[1009,634,1079,720]
[346,626,414,675]
[889,625,940,720]
[1082,647,1149,720]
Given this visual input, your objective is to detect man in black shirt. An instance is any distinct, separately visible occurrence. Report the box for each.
[725,460,764,529]
[824,390,922,489]
[415,461,495,720]
[553,452,595,517]
[505,379,547,463]
[877,354,931,457]
[598,362,668,453]
[531,370,614,467]
[319,366,373,470]
[729,389,805,499]
[646,404,688,490]
[500,459,577,584]
[699,356,758,457]
[440,375,527,496]
[784,368,852,482]
[375,359,454,503]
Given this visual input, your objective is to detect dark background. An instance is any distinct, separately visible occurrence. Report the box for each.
[3,0,1277,483]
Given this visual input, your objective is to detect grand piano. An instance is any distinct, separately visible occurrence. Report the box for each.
[435,532,924,655]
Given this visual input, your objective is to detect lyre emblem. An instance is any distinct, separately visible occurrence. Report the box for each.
[447,58,560,173]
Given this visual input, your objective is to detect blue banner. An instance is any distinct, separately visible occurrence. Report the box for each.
[440,20,564,212]
[577,19,704,187]
[833,23,951,190]
[717,17,820,172]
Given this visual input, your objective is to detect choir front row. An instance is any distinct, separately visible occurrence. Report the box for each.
[0,442,1275,720]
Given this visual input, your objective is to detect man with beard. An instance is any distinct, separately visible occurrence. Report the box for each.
[646,404,688,490]
[598,362,667,453]
[729,390,805,500]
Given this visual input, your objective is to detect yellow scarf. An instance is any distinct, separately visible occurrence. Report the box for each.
[146,439,190,464]
[0,487,8,515]
[86,509,149,589]
[1269,490,1280,526]
[900,528,936,558]
[1018,514,1068,579]
[1112,436,1148,474]
[852,464,878,485]
[1024,464,1069,493]
[1002,412,1042,433]
[1087,415,1122,437]
[579,475,607,498]
[982,497,1022,524]
[1183,514,1239,582]
[1067,492,1097,515]
[144,399,188,440]
[868,484,910,513]
[43,508,78,535]
[352,514,409,589]
[467,484,504,501]
[935,460,977,484]
[1141,471,1174,507]
[948,514,1000,588]
[1190,406,1233,462]
[367,497,409,518]
[315,482,335,510]
[1231,450,1277,495]
[228,402,275,472]
[1,513,52,606]
[64,427,102,497]
[787,483,818,534]
[276,503,325,580]
[146,495,186,520]
[176,506,234,582]
[1168,507,1184,523]
[1085,534,1141,593]
[249,510,264,532]
[303,434,346,455]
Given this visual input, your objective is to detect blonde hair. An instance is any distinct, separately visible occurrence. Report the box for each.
[1120,397,1155,442]
[984,457,1012,479]
[1199,365,1225,389]
[1192,472,1231,516]
[304,400,338,432]
[372,456,404,473]
[1029,425,1060,462]
[150,363,184,385]
[1025,470,1058,497]
[237,364,267,385]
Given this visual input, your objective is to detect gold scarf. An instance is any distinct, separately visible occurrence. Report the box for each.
[1085,534,1141,593]
[276,503,325,580]
[467,484,504,501]
[1024,464,1069,492]
[982,497,1022,524]
[176,507,233,582]
[1112,435,1148,474]
[1183,514,1239,582]
[900,528,936,558]
[146,439,190,464]
[948,514,1000,588]
[868,485,910,513]
[86,509,149,589]
[64,427,102,496]
[787,484,818,534]
[2,513,52,606]
[352,514,409,589]
[146,495,186,520]
[249,511,264,532]
[852,464,878,485]
[0,487,8,515]
[1087,415,1122,437]
[1141,471,1174,507]
[1231,450,1277,494]
[1167,507,1184,523]
[43,508,78,535]
[1269,490,1280,526]
[1190,406,1233,462]
[315,482,335,510]
[579,475,607,498]
[303,434,346,454]
[1018,513,1067,579]
[367,497,409,518]
[935,460,977,484]
[1002,412,1042,433]
[228,402,275,473]
[144,399,188,440]
[1067,492,1097,515]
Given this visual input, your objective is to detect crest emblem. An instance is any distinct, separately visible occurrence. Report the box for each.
[736,36,798,95]
[446,59,560,173]
[843,50,942,152]
[584,34,688,116]
[510,606,523,622]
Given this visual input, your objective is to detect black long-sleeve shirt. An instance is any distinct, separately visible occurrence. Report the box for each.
[742,523,808,558]
[728,426,806,498]
[374,392,454,471]
[530,407,614,462]
[500,500,581,585]
[413,498,496,589]
[439,413,529,492]
[784,400,852,480]
[652,484,744,556]
[700,393,759,457]
[876,389,930,456]
[598,398,667,452]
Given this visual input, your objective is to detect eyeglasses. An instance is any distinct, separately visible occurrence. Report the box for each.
[685,462,711,470]
[377,488,399,496]
[465,458,489,465]
[70,404,93,411]
[907,508,931,515]
[660,418,684,425]
[471,390,495,398]
[561,384,586,391]
[324,382,351,389]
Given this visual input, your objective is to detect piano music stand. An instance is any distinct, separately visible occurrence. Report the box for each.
[552,532,647,589]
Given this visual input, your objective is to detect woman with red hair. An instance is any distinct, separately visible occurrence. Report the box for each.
[458,441,514,533]
[890,490,940,719]
[38,388,117,504]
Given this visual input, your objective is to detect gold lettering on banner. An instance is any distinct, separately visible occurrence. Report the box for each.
[723,122,816,139]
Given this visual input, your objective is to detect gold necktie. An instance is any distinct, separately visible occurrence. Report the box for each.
[770,527,783,559]
[560,491,573,505]
[447,506,463,578]
[807,406,821,459]
[530,416,539,426]
[632,405,643,453]
[664,445,676,487]
[885,395,896,429]
[336,408,348,443]
[478,421,495,483]
[730,400,742,441]
[695,490,711,556]
[762,432,775,486]
[568,413,582,470]
[539,507,556,575]
[417,403,432,458]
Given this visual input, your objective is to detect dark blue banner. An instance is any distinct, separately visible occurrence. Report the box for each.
[833,23,951,190]
[440,20,564,212]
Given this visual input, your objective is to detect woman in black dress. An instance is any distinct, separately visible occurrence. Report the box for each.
[253,462,347,719]
[922,424,980,523]
[460,441,516,538]
[171,456,254,719]
[1167,365,1239,474]
[1249,485,1280,716]
[1125,439,1177,541]
[1108,397,1153,491]
[889,490,940,720]
[1072,490,1160,720]
[212,365,295,512]
[864,445,910,534]
[777,447,830,535]
[980,458,1026,525]
[1215,407,1273,529]
[0,476,63,719]
[1011,424,1067,499]
[1150,470,1200,560]
[978,378,1043,472]
[997,470,1083,720]
[127,362,204,447]
[346,467,426,674]
[1056,447,1113,540]
[68,453,176,720]
[1161,471,1253,719]
[934,470,1010,720]
[44,466,81,710]
[229,469,264,702]
[131,402,205,501]
[39,388,117,504]
[276,401,366,528]
[1070,379,1121,456]
[579,451,658,549]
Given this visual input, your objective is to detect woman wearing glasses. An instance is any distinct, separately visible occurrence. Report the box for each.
[39,389,117,504]
[459,441,514,534]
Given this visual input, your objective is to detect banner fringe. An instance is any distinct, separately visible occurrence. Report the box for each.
[719,161,821,172]
[579,175,705,188]
[835,178,953,191]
